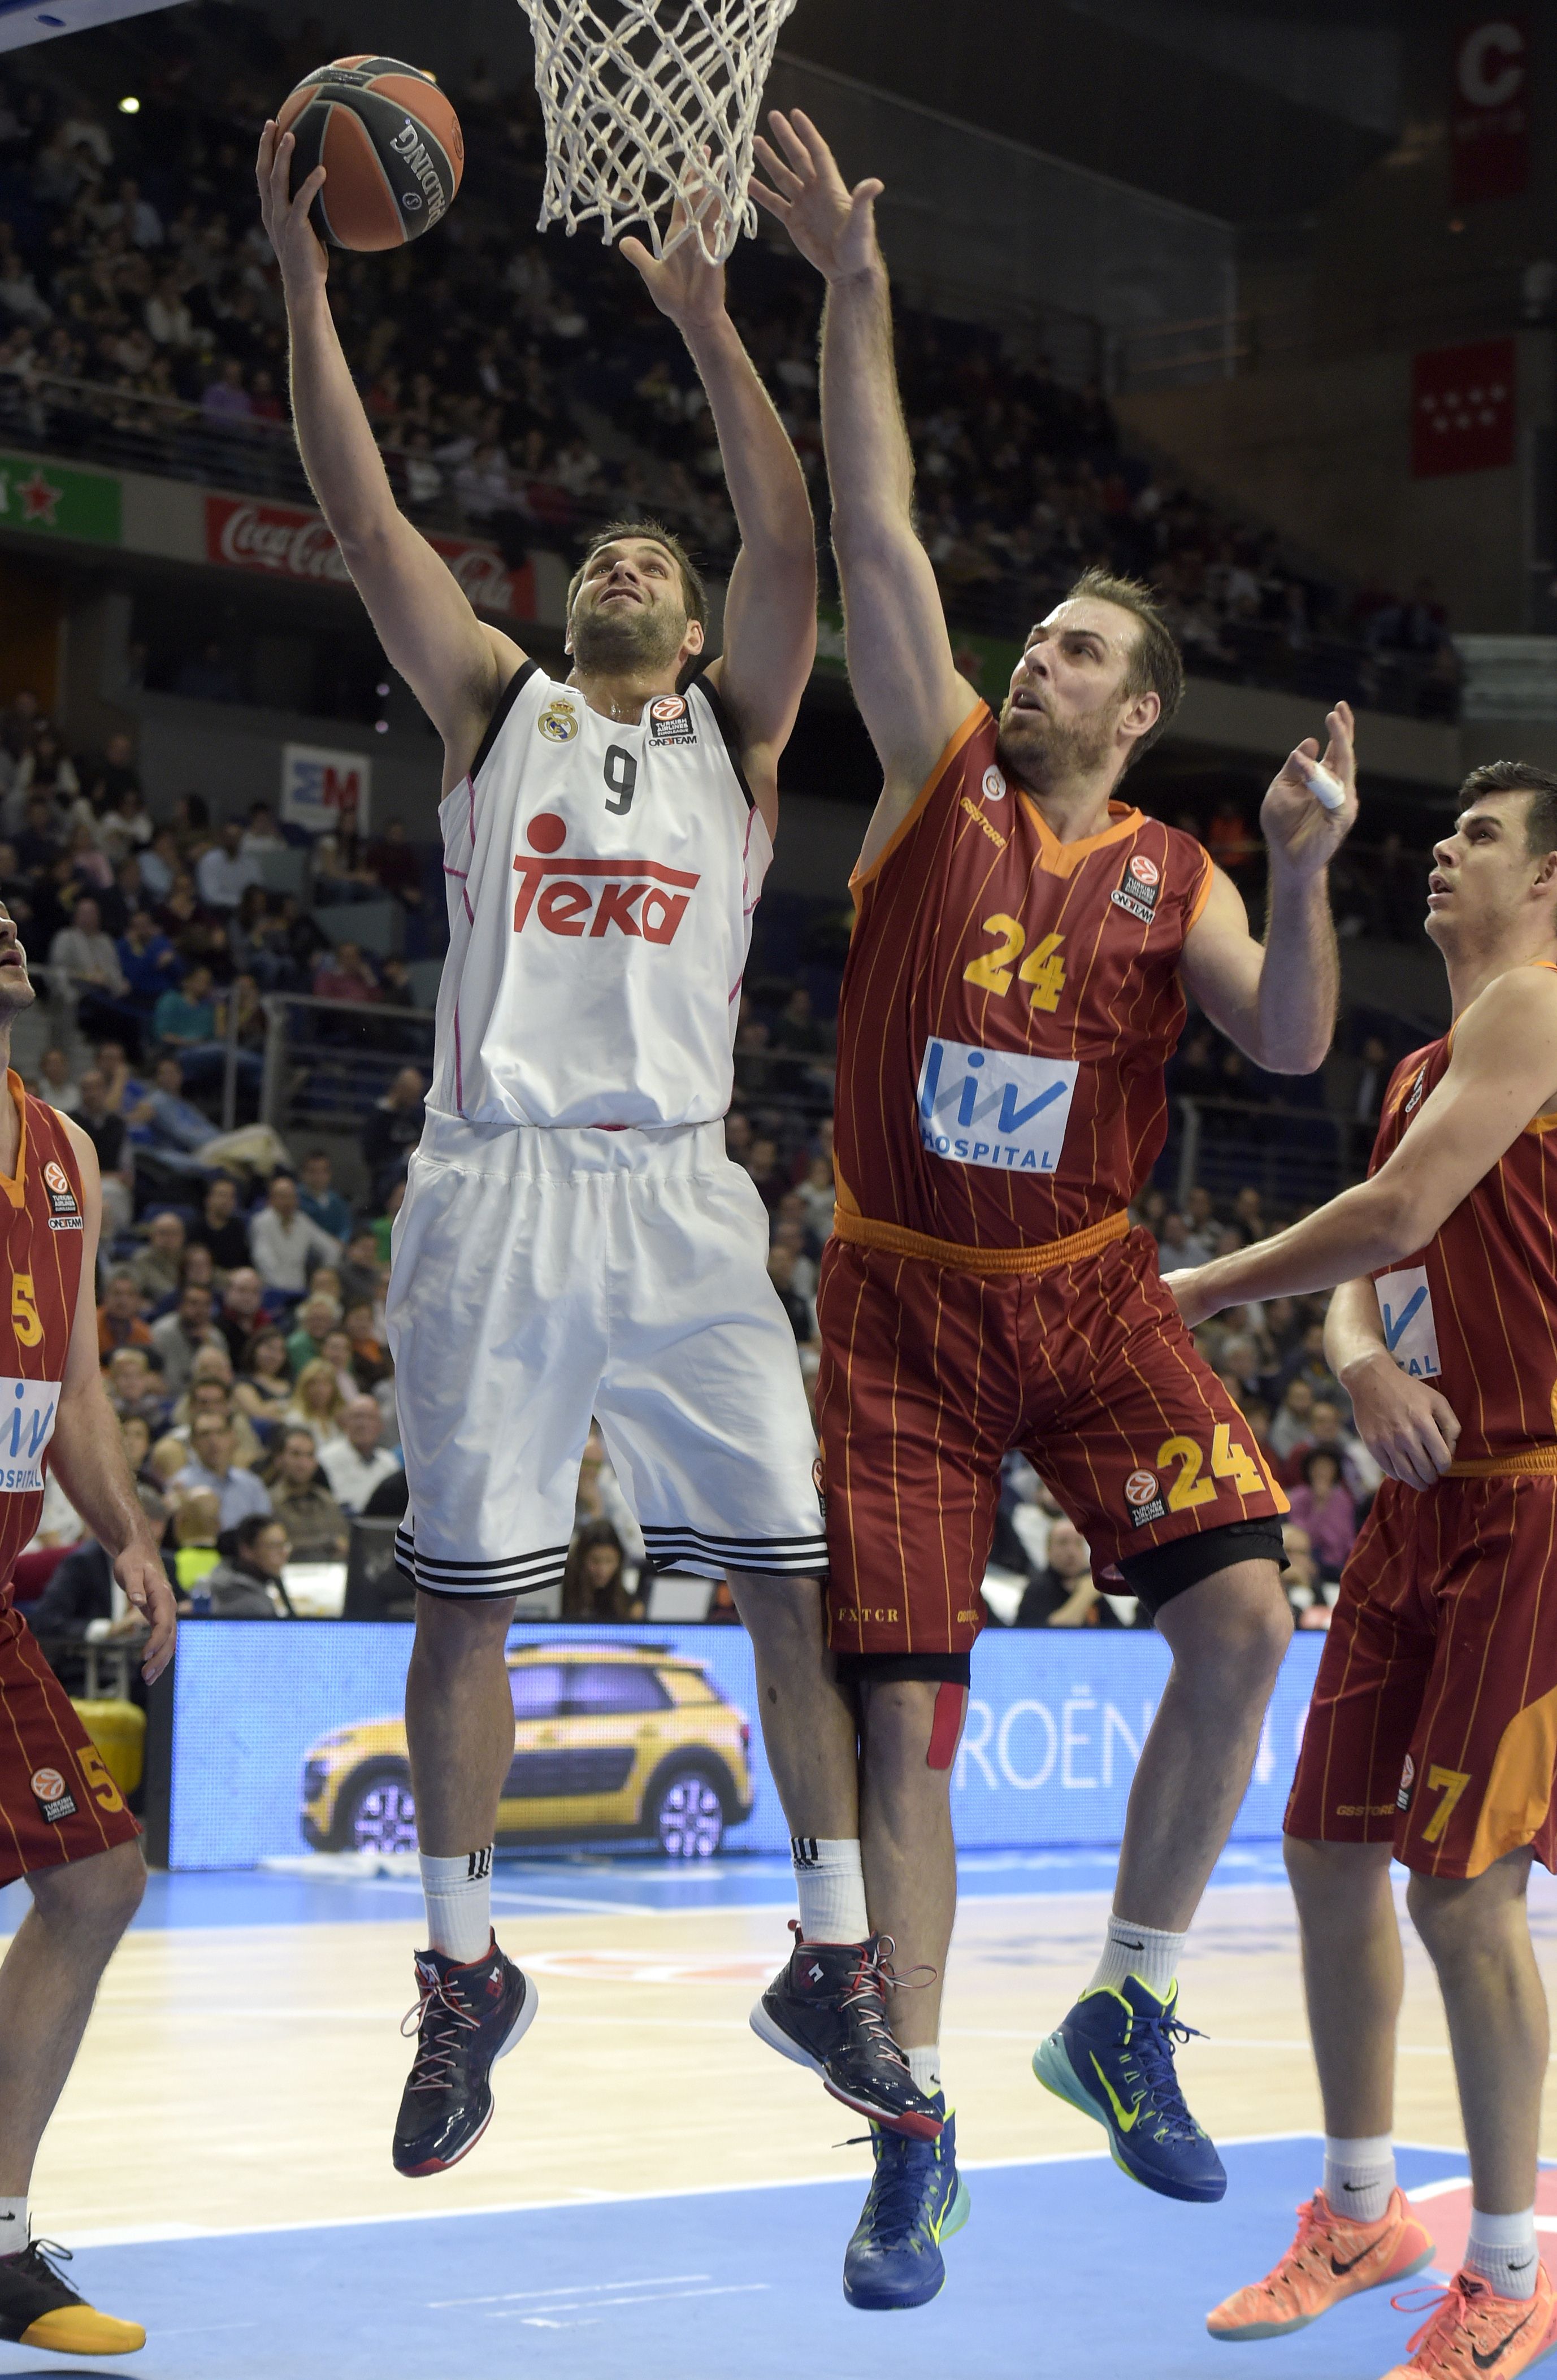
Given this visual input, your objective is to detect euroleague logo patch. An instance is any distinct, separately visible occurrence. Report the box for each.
[42,1157,81,1230]
[812,1454,827,1521]
[1112,852,1161,925]
[1125,1467,1166,1528]
[1396,1752,1415,1813]
[31,1764,77,1823]
[648,694,696,746]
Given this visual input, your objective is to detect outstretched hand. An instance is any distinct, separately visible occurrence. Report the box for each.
[1261,699,1359,875]
[621,173,727,332]
[750,108,883,283]
[256,120,328,294]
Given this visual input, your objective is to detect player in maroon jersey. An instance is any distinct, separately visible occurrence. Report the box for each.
[0,900,176,2357]
[1169,762,1557,2379]
[751,114,1358,2295]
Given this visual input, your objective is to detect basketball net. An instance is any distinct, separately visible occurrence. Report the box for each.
[517,0,797,263]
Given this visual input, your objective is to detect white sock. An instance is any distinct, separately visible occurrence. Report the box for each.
[419,1847,494,1964]
[1088,1914,1185,2001]
[1467,2206,1539,2301]
[905,2043,943,2101]
[1323,2134,1396,2224]
[0,2198,25,2257]
[791,1836,869,1943]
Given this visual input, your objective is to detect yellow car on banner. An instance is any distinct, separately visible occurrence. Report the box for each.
[301,1641,753,1859]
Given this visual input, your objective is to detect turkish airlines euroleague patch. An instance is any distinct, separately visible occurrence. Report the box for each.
[647,694,696,745]
[31,1765,77,1823]
[1112,853,1161,924]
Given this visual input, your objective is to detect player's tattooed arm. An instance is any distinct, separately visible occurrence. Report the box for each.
[1179,704,1358,1074]
[1324,1277,1460,1489]
[255,122,524,789]
[1169,964,1557,1326]
[622,180,816,828]
[47,1120,177,1680]
[752,111,974,860]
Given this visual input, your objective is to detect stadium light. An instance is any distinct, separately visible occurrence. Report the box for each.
[118,94,140,112]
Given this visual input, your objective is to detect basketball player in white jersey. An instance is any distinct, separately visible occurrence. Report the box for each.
[258,126,942,2170]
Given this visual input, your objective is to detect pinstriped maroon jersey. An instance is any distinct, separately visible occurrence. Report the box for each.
[0,1079,85,1604]
[1368,978,1557,1459]
[834,704,1214,1249]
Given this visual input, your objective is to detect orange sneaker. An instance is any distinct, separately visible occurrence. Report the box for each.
[1381,2264,1557,2380]
[1207,2188,1435,2342]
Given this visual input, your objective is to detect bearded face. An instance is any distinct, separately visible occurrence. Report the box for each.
[570,566,689,676]
[995,689,1125,793]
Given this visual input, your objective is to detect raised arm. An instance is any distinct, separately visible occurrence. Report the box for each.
[1168,962,1557,1326]
[1178,703,1358,1072]
[257,123,523,788]
[621,197,816,827]
[752,112,972,858]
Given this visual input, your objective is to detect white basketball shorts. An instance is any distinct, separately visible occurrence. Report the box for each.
[385,1112,828,1598]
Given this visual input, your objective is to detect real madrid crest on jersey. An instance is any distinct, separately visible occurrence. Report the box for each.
[1112,852,1161,924]
[41,1159,81,1232]
[647,694,696,746]
[537,697,579,744]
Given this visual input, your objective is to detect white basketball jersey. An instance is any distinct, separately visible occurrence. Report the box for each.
[431,664,773,1128]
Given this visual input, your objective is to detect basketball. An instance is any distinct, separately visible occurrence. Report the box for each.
[276,57,463,252]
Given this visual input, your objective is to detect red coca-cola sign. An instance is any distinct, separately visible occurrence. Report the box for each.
[203,496,535,620]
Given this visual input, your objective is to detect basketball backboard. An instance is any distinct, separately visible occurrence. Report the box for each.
[0,0,188,52]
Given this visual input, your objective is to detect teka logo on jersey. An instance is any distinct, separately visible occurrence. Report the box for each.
[0,1375,59,1493]
[511,812,699,945]
[916,1037,1079,1172]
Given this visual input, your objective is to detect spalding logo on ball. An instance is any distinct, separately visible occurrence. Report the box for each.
[279,57,463,253]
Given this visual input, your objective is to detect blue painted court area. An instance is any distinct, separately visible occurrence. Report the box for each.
[0,1840,1297,1934]
[0,2140,1469,2380]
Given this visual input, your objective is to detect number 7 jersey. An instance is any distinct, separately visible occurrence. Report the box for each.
[433,664,771,1127]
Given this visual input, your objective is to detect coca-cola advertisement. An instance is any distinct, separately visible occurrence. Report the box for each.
[203,495,535,620]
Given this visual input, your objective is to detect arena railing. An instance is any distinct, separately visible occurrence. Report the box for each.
[256,994,834,1149]
[1165,1096,1372,1214]
[0,361,1448,723]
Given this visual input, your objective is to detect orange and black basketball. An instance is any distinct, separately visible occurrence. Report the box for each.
[277,57,463,253]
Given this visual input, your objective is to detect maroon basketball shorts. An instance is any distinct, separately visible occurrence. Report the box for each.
[1287,1463,1557,1878]
[816,1219,1289,1665]
[0,1604,141,1887]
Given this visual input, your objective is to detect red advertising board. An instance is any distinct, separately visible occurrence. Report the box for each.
[1451,15,1530,204]
[1411,337,1516,477]
[202,495,536,620]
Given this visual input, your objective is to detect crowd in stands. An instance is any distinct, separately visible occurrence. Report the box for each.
[0,12,1459,719]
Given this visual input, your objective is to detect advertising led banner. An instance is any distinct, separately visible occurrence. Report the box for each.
[0,450,121,544]
[166,1621,1328,1871]
[1451,15,1531,205]
[202,493,536,620]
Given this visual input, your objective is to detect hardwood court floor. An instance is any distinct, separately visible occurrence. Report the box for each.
[7,1856,1553,2242]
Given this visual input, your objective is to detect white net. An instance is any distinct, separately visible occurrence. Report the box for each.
[517,0,799,264]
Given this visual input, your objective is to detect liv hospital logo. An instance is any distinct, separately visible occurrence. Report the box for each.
[916,1037,1080,1173]
[0,1376,59,1493]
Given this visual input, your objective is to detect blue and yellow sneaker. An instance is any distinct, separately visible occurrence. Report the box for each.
[1033,1976,1225,2203]
[843,2099,970,2311]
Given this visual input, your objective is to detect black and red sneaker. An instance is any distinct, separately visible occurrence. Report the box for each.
[749,1923,943,2140]
[392,1932,538,2177]
[0,2236,145,2355]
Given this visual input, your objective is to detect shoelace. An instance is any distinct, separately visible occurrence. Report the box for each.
[1391,2274,1510,2369]
[400,1972,480,2095]
[14,2239,75,2286]
[1118,2005,1207,2142]
[857,2131,942,2243]
[838,1936,936,2075]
